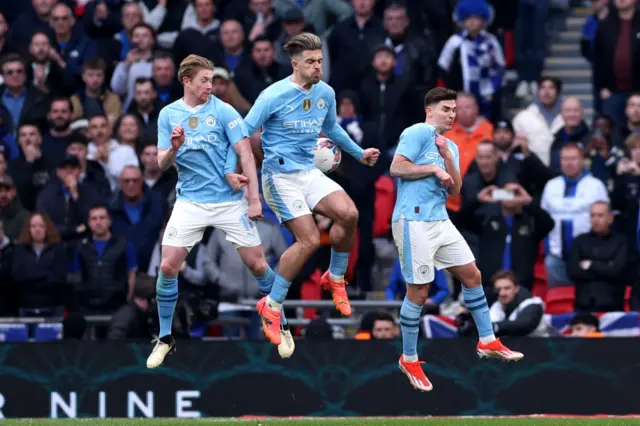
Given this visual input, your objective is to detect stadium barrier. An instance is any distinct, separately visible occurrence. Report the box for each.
[0,339,638,418]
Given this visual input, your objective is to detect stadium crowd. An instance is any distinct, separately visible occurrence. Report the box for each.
[0,0,638,341]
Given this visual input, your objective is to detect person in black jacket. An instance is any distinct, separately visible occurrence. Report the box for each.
[27,31,77,98]
[138,141,177,205]
[233,36,290,104]
[8,123,50,211]
[36,155,97,242]
[569,201,628,312]
[73,203,137,315]
[488,270,546,337]
[549,97,591,175]
[12,212,67,316]
[473,183,554,292]
[107,283,154,340]
[66,131,112,202]
[593,0,640,124]
[0,219,16,316]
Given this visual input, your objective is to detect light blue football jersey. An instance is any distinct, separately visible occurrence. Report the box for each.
[392,123,460,223]
[157,96,248,204]
[242,76,364,173]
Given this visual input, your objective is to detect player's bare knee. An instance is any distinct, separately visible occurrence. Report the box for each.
[340,206,358,229]
[407,284,429,305]
[461,268,482,288]
[160,260,180,277]
[300,231,321,253]
[249,257,269,277]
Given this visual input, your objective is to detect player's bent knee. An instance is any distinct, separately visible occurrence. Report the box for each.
[461,267,482,288]
[301,231,321,253]
[341,207,359,228]
[407,283,429,305]
[160,261,180,277]
[249,257,269,277]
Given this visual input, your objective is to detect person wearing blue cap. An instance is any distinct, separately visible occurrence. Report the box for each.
[438,0,505,120]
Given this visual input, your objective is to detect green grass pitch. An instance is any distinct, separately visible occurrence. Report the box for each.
[2,418,640,426]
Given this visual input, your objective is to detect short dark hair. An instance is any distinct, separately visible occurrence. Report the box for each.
[49,96,73,113]
[569,312,599,330]
[538,76,562,94]
[491,269,519,286]
[153,50,174,62]
[134,77,154,87]
[0,53,25,71]
[88,202,110,216]
[284,32,322,58]
[89,113,109,123]
[68,131,88,146]
[424,87,457,108]
[373,312,395,324]
[83,58,106,71]
[251,35,273,50]
[132,22,156,38]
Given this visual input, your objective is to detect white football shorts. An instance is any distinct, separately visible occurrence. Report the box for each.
[391,217,475,284]
[162,198,261,251]
[262,168,343,224]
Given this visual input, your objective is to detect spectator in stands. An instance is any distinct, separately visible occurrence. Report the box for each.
[0,117,20,160]
[139,141,177,204]
[593,0,640,125]
[274,0,352,37]
[488,270,547,337]
[0,53,49,134]
[233,36,289,104]
[42,97,74,170]
[239,0,281,43]
[305,316,335,341]
[151,51,181,107]
[0,218,16,316]
[107,282,154,340]
[0,175,29,241]
[210,67,251,116]
[459,141,516,226]
[12,212,67,317]
[114,114,142,151]
[172,0,223,65]
[514,0,550,101]
[513,76,565,167]
[110,23,155,111]
[468,120,552,200]
[36,154,97,241]
[70,58,122,125]
[359,45,419,151]
[0,151,7,174]
[62,312,87,340]
[594,114,616,145]
[48,3,98,79]
[127,78,161,141]
[568,312,604,338]
[611,92,640,150]
[273,8,309,67]
[66,132,111,202]
[549,97,591,175]
[8,123,50,211]
[183,0,221,36]
[27,31,76,97]
[0,13,9,59]
[541,144,610,288]
[569,201,627,313]
[613,133,640,252]
[86,114,139,191]
[216,20,248,74]
[9,0,56,49]
[328,0,386,95]
[444,93,494,214]
[438,0,505,119]
[74,203,136,315]
[386,259,450,314]
[110,165,167,273]
[382,2,437,94]
[473,183,554,292]
[583,128,621,188]
[370,311,399,339]
[580,0,610,113]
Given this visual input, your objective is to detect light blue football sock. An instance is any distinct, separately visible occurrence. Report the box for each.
[255,266,287,326]
[156,272,179,338]
[328,249,349,279]
[268,273,292,304]
[462,285,495,339]
[400,297,423,359]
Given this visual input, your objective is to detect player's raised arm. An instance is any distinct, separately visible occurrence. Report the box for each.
[435,135,462,196]
[156,108,181,170]
[390,127,453,185]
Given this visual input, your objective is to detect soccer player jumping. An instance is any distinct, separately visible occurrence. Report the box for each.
[390,88,523,392]
[235,33,380,346]
[147,55,285,368]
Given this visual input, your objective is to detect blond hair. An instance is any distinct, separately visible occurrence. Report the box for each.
[177,54,214,85]
[283,33,322,58]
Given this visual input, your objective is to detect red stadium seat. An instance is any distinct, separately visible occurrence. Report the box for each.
[624,286,632,312]
[373,176,395,238]
[532,243,547,300]
[545,286,576,314]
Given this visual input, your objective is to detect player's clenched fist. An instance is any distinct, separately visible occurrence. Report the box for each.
[435,135,451,159]
[360,148,380,167]
[435,169,454,187]
[171,126,185,150]
[225,173,248,191]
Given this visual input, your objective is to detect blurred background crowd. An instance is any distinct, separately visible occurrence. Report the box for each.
[0,0,637,342]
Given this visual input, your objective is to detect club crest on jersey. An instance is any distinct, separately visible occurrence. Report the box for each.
[317,98,325,109]
[303,99,311,111]
[189,116,198,129]
[205,115,216,127]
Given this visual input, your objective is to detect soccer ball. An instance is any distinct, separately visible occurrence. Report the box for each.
[313,138,341,173]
